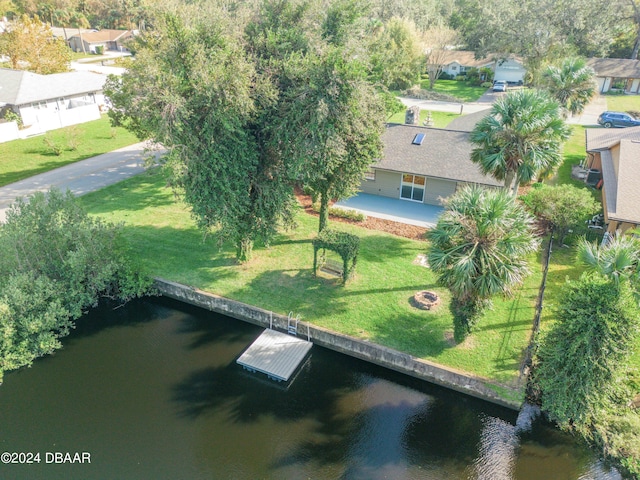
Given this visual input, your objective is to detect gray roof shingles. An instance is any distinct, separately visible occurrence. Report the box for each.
[587,57,640,78]
[0,68,106,106]
[375,124,502,187]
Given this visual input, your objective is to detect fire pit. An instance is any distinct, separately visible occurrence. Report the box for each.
[413,290,441,310]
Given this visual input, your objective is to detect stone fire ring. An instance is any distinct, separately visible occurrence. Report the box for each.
[413,290,441,310]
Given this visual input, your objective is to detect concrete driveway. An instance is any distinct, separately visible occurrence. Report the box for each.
[0,142,157,222]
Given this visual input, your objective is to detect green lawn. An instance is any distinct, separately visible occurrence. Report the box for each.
[387,109,460,128]
[420,79,488,103]
[79,169,538,390]
[0,116,139,187]
[605,93,640,113]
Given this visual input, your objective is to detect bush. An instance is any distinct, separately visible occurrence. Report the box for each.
[439,72,454,80]
[454,75,466,81]
[534,274,640,432]
[2,109,23,129]
[481,81,493,88]
[66,126,81,151]
[95,45,104,55]
[0,188,152,382]
[311,203,366,222]
[43,134,62,155]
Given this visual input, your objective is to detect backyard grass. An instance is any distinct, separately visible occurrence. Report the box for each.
[79,168,540,389]
[387,109,460,128]
[0,116,139,187]
[419,79,487,103]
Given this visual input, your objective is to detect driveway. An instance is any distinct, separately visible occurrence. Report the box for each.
[0,142,157,222]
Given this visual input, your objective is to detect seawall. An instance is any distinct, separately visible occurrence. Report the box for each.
[155,278,522,410]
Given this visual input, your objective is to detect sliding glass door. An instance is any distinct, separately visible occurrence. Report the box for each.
[400,174,425,202]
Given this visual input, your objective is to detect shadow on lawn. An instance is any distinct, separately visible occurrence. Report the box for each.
[358,234,424,263]
[228,268,351,320]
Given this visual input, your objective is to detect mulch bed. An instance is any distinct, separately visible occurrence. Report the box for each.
[294,188,428,241]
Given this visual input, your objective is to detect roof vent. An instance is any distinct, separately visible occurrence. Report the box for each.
[412,133,425,145]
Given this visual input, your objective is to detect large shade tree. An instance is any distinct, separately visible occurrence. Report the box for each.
[541,58,597,117]
[272,47,386,232]
[470,89,570,196]
[427,186,539,341]
[105,13,295,262]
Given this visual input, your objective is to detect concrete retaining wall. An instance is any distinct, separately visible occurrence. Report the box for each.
[155,278,522,410]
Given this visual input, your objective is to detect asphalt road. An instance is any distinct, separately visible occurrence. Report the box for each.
[0,142,156,222]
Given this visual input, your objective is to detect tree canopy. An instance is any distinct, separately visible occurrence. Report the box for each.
[470,89,570,196]
[427,186,539,341]
[535,273,640,432]
[541,58,597,117]
[0,14,70,74]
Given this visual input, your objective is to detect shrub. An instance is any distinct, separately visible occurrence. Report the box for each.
[43,134,62,155]
[95,45,104,55]
[480,81,493,88]
[2,109,23,129]
[0,188,152,382]
[66,126,81,151]
[311,203,366,222]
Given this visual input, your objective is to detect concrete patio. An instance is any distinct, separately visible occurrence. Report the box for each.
[334,193,443,228]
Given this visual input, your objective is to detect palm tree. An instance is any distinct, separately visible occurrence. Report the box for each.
[427,186,539,341]
[542,58,597,117]
[577,235,640,285]
[470,89,570,196]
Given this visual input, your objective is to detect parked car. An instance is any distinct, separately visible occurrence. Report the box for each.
[597,111,640,128]
[492,80,507,92]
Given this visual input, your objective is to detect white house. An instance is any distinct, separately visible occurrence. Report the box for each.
[439,51,526,83]
[0,68,107,140]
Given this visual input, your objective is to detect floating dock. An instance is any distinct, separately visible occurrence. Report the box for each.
[237,329,313,382]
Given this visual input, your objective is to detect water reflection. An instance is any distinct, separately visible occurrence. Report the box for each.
[0,297,623,480]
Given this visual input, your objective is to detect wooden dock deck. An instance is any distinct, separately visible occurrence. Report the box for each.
[237,329,313,382]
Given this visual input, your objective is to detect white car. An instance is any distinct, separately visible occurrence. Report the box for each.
[492,80,507,92]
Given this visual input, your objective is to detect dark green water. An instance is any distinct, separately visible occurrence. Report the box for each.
[0,298,621,479]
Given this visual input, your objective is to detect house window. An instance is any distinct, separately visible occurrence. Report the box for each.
[364,169,375,181]
[32,101,47,110]
[451,65,458,71]
[400,174,425,202]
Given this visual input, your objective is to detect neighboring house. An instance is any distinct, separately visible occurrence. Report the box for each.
[439,50,526,83]
[68,29,135,53]
[359,124,502,206]
[0,68,106,140]
[586,57,640,94]
[51,26,95,44]
[584,126,640,233]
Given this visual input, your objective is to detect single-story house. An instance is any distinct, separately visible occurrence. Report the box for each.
[438,51,526,83]
[68,29,135,53]
[51,27,96,44]
[359,123,502,206]
[586,57,640,94]
[583,126,640,233]
[0,68,106,139]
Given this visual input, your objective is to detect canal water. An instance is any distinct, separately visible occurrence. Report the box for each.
[0,298,621,480]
